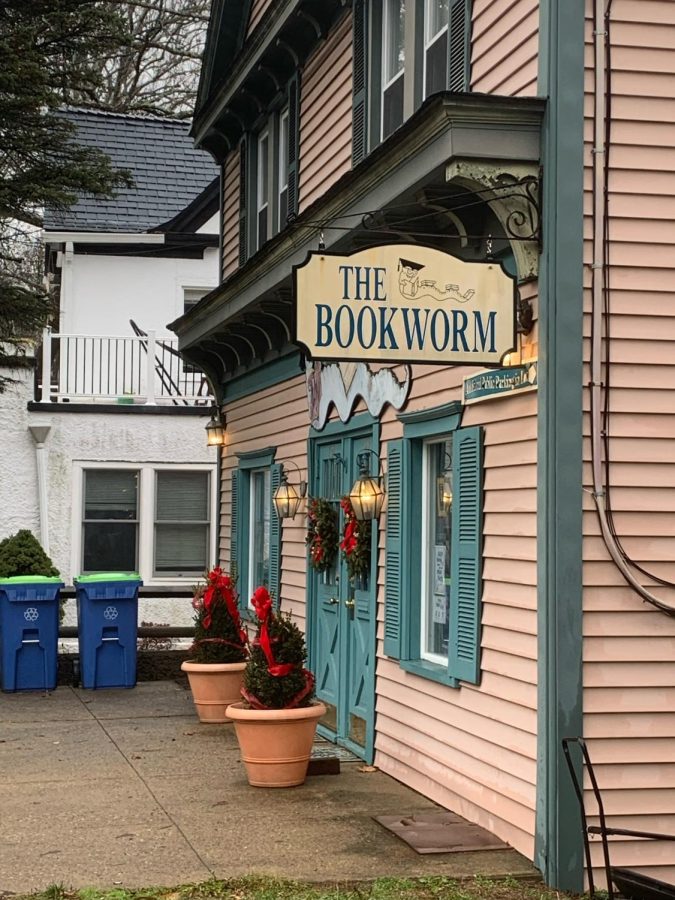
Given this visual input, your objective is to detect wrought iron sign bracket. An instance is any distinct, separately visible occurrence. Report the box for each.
[446,159,542,281]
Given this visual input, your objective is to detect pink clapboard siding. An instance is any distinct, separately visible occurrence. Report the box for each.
[222,149,240,279]
[245,0,273,38]
[298,12,353,214]
[581,0,675,885]
[219,375,310,628]
[374,283,539,861]
[471,0,539,96]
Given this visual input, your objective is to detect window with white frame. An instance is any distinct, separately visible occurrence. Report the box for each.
[155,471,211,576]
[384,403,484,687]
[256,128,270,250]
[424,0,450,97]
[247,468,271,602]
[420,437,453,664]
[83,469,139,573]
[278,108,289,230]
[352,0,471,161]
[382,0,406,140]
[79,465,214,579]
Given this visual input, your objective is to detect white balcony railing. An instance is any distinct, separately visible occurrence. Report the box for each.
[37,327,213,406]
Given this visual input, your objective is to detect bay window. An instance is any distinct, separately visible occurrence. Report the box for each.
[424,0,450,97]
[382,0,406,140]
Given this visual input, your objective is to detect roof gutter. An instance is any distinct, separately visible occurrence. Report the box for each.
[43,232,166,245]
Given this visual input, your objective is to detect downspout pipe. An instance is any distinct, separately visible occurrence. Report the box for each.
[590,0,675,615]
[28,424,52,556]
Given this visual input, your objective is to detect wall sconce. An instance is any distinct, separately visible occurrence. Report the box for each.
[436,447,452,517]
[205,408,225,447]
[349,450,385,520]
[273,461,307,519]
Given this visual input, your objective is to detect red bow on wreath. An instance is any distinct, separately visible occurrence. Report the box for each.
[340,498,358,555]
[251,586,294,677]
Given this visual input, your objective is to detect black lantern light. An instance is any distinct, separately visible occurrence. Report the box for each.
[348,450,385,520]
[273,461,307,519]
[205,408,225,447]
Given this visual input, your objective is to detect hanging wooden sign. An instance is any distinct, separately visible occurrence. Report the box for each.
[293,243,516,366]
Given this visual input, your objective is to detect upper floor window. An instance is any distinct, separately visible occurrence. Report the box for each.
[352,0,471,163]
[278,107,289,230]
[424,0,449,97]
[382,0,406,140]
[256,127,270,252]
[238,77,299,265]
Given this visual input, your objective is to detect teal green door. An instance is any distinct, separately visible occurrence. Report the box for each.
[309,422,377,762]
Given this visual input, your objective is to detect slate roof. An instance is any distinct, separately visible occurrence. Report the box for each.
[44,108,218,233]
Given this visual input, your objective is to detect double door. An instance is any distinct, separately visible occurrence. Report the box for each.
[309,423,377,762]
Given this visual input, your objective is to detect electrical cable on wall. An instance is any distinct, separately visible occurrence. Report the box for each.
[590,0,675,616]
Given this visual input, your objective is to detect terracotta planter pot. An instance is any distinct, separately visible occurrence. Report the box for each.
[227,701,327,787]
[180,660,246,724]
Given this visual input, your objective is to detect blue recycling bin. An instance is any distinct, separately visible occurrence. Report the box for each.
[0,576,63,692]
[75,573,142,689]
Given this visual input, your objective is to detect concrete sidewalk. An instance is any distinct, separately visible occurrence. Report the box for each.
[0,682,535,893]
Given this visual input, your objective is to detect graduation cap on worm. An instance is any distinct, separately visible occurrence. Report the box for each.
[398,258,425,271]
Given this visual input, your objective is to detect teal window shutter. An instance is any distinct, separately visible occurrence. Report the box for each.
[230,469,240,583]
[448,425,484,684]
[287,73,300,219]
[448,0,471,92]
[269,463,282,607]
[384,439,407,659]
[352,0,368,166]
[238,136,248,265]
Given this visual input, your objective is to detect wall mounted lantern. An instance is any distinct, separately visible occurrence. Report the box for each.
[205,408,225,447]
[349,450,385,520]
[273,461,307,519]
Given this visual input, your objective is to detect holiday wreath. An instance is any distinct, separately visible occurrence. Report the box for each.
[340,496,372,583]
[305,497,339,572]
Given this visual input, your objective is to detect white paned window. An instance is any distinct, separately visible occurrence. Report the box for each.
[420,437,453,664]
[83,469,139,573]
[278,108,289,230]
[77,464,215,581]
[424,0,449,97]
[382,0,406,139]
[247,468,271,602]
[155,471,210,576]
[256,129,269,250]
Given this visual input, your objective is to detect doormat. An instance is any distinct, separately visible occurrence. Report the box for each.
[311,738,360,762]
[374,811,510,855]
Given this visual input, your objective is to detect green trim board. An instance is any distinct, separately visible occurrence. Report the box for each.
[535,0,585,891]
[221,353,302,403]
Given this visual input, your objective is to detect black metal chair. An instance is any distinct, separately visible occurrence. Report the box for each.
[562,737,675,900]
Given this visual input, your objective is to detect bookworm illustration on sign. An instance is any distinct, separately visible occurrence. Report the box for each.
[397,258,475,305]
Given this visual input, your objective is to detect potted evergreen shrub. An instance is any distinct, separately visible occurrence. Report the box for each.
[181,567,248,723]
[227,586,326,788]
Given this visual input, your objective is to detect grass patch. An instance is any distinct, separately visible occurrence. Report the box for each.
[16,876,581,900]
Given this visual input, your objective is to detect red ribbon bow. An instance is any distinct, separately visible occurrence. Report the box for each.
[202,567,246,645]
[251,586,294,677]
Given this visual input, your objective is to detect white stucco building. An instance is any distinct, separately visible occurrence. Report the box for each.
[0,109,222,626]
